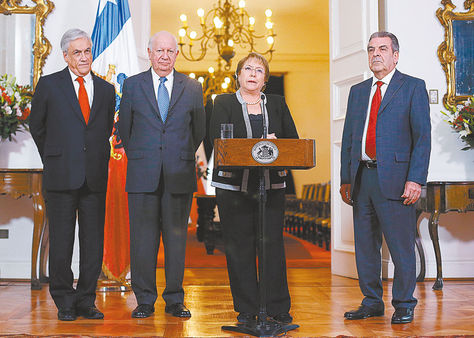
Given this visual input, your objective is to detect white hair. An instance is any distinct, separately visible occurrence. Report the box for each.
[148,31,178,50]
[60,28,92,53]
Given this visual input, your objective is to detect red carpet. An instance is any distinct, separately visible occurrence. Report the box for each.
[157,226,331,268]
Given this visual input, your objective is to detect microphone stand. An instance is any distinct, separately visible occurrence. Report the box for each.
[222,94,299,337]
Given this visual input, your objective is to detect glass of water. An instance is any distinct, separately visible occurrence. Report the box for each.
[220,123,233,139]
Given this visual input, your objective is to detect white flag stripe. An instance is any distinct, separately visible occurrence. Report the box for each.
[97,0,118,21]
[92,19,139,87]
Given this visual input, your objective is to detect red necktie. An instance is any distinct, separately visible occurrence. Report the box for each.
[76,77,90,124]
[365,81,384,159]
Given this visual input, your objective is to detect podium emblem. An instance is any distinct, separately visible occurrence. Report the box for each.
[252,141,279,164]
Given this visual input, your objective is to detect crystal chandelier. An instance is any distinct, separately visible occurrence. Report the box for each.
[177,0,276,71]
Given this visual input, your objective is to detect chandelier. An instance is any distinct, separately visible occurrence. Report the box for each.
[177,0,276,71]
[188,58,236,102]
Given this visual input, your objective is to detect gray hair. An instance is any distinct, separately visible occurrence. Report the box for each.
[148,31,178,50]
[60,28,92,53]
[368,31,399,53]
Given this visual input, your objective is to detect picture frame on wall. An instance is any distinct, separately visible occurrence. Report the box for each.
[436,0,473,110]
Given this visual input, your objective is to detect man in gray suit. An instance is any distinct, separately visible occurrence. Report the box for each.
[118,31,205,318]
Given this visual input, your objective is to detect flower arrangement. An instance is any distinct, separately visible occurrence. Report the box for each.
[442,95,474,150]
[0,74,33,141]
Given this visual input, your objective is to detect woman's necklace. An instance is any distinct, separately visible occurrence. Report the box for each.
[243,97,261,105]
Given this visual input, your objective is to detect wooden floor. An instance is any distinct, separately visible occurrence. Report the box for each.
[1,268,474,337]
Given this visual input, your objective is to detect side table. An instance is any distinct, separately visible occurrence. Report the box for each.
[416,181,474,290]
[0,169,48,289]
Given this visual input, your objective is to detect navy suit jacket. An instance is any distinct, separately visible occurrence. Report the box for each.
[340,69,431,200]
[118,69,205,193]
[30,67,115,192]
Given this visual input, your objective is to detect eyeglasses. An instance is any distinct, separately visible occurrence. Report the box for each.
[154,49,177,57]
[243,65,265,75]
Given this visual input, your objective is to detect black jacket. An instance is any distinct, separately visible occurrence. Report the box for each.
[209,92,298,191]
[30,67,115,192]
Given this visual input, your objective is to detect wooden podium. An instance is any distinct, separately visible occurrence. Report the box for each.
[215,138,315,169]
[215,138,315,337]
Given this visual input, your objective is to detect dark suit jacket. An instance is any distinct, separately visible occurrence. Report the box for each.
[118,69,205,193]
[340,69,431,200]
[209,93,299,190]
[30,67,115,192]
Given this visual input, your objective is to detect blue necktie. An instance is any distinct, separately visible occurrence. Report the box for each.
[158,77,169,122]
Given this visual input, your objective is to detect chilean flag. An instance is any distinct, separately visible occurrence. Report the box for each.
[91,0,139,283]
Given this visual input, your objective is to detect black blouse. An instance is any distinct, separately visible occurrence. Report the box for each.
[249,113,264,138]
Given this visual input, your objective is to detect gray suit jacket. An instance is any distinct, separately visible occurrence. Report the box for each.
[118,68,205,193]
[340,69,431,200]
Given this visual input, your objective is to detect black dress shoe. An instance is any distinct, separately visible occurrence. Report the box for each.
[344,305,384,320]
[273,313,293,324]
[131,304,155,318]
[76,306,104,319]
[58,308,77,321]
[237,312,256,323]
[391,307,414,324]
[165,303,191,318]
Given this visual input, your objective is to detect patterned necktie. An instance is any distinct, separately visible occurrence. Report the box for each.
[365,81,384,159]
[76,77,90,124]
[158,77,169,122]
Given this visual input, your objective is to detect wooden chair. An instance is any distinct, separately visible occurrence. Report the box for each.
[304,183,323,244]
[285,181,331,251]
[284,195,298,233]
[300,184,321,240]
[285,184,313,235]
[294,184,317,237]
[315,182,331,250]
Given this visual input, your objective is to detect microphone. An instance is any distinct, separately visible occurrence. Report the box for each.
[261,93,267,138]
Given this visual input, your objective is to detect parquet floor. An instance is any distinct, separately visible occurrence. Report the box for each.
[1,268,474,337]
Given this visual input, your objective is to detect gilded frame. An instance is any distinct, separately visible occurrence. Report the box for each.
[436,0,474,110]
[0,0,54,88]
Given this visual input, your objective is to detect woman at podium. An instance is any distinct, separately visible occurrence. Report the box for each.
[209,52,299,324]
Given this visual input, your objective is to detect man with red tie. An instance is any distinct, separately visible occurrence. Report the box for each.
[340,31,431,324]
[30,29,115,321]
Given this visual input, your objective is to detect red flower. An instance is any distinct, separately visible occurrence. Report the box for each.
[2,91,11,105]
[19,107,30,121]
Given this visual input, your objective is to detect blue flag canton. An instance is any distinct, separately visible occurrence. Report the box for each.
[91,0,131,61]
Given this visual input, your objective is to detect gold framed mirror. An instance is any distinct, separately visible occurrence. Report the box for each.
[0,0,54,88]
[436,0,474,110]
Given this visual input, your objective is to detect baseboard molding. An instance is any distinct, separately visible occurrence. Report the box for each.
[382,258,474,279]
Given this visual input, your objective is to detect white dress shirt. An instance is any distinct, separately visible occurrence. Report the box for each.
[151,68,174,102]
[361,67,396,160]
[68,68,94,108]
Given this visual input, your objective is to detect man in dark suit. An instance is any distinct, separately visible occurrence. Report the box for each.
[30,29,115,321]
[118,31,205,319]
[340,31,431,324]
